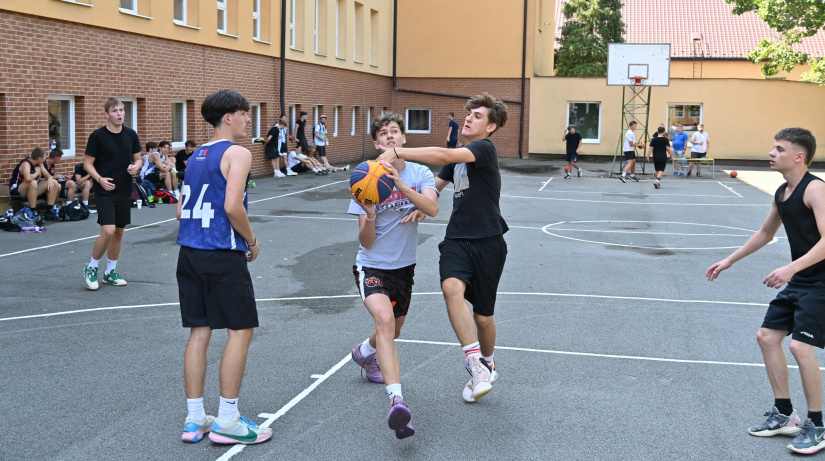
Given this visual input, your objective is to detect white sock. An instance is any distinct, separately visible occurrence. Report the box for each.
[621,172,626,177]
[82,200,89,206]
[218,396,239,422]
[106,259,117,275]
[89,257,99,269]
[483,353,495,365]
[578,168,582,173]
[360,340,377,357]
[462,341,481,358]
[386,383,403,401]
[187,397,206,420]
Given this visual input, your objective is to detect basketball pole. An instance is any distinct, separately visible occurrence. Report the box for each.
[609,82,652,177]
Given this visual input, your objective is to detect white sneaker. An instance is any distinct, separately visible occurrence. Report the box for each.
[273,170,285,178]
[463,356,493,401]
[343,164,350,171]
[463,359,498,403]
[209,414,273,445]
[286,169,298,176]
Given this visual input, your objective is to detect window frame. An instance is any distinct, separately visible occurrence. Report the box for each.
[47,95,76,157]
[351,106,357,136]
[217,0,227,34]
[174,0,187,23]
[253,0,261,40]
[171,99,187,149]
[666,103,704,146]
[250,103,261,139]
[566,101,602,144]
[119,97,138,133]
[120,0,137,14]
[333,105,340,137]
[405,108,431,134]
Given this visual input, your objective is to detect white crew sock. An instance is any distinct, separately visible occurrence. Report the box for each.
[218,396,239,422]
[386,383,403,401]
[360,339,377,357]
[106,259,117,275]
[187,397,206,420]
[483,352,495,366]
[82,200,89,206]
[89,257,99,269]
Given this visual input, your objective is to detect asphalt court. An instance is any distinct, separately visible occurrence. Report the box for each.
[3,158,825,460]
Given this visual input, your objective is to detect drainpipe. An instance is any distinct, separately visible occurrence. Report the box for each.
[280,0,287,116]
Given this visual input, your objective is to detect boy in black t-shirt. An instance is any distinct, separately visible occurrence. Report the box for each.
[73,162,96,213]
[562,125,583,178]
[645,126,672,189]
[377,93,508,403]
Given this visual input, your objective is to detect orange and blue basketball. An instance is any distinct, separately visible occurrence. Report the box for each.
[350,160,394,204]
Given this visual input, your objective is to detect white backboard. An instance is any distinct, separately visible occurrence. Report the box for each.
[606,43,671,86]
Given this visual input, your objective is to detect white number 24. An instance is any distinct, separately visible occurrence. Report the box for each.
[180,184,215,228]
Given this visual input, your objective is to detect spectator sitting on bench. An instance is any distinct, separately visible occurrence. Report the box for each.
[41,148,77,209]
[175,139,196,186]
[73,161,97,214]
[140,140,180,199]
[8,147,60,220]
[287,144,348,175]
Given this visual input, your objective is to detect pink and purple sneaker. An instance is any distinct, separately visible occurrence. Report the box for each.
[351,344,384,383]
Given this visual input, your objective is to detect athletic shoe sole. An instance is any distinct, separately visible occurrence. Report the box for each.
[182,417,214,443]
[208,431,272,444]
[388,404,412,431]
[748,426,802,437]
[463,370,499,403]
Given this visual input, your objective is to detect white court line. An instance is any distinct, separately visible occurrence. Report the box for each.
[501,193,766,207]
[538,177,552,192]
[718,181,743,198]
[538,189,737,199]
[217,353,352,461]
[0,182,347,259]
[546,228,752,237]
[0,291,767,323]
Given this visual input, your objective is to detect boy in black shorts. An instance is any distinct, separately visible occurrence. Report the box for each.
[176,89,271,445]
[378,93,509,402]
[707,128,825,454]
[646,126,672,189]
[82,98,142,290]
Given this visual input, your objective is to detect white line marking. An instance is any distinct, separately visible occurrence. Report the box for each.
[248,180,349,204]
[216,354,352,461]
[717,181,743,198]
[545,228,752,237]
[0,291,767,323]
[310,374,324,379]
[501,193,765,206]
[539,189,737,198]
[538,177,552,192]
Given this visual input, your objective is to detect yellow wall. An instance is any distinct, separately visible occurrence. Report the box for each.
[529,77,825,161]
[532,0,555,77]
[396,0,537,78]
[671,60,813,81]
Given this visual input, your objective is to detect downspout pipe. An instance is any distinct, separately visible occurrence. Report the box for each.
[280,0,287,116]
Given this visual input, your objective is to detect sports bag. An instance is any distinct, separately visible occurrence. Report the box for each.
[10,207,44,229]
[59,199,90,221]
[131,179,150,207]
[153,190,178,204]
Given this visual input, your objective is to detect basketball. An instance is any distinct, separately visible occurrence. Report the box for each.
[730,170,738,178]
[637,141,645,149]
[564,166,569,173]
[350,160,395,205]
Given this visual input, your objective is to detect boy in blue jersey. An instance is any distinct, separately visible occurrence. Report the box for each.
[707,128,825,454]
[175,90,272,446]
[349,112,439,439]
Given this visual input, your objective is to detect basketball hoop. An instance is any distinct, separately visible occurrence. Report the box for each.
[630,76,646,86]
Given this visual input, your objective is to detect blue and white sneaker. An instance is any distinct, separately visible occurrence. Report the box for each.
[209,414,273,445]
[788,419,825,454]
[748,407,802,437]
[181,415,214,442]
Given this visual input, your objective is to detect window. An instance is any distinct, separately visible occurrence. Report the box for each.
[289,105,297,135]
[333,105,340,136]
[172,100,187,148]
[366,107,372,133]
[120,97,138,132]
[174,0,186,22]
[667,103,703,139]
[217,0,227,33]
[120,0,151,17]
[48,96,75,156]
[290,0,305,50]
[120,0,137,13]
[313,105,319,126]
[315,0,328,55]
[335,0,346,58]
[353,2,364,63]
[253,0,260,40]
[405,108,430,134]
[369,9,378,66]
[351,106,357,135]
[250,103,261,139]
[567,102,601,143]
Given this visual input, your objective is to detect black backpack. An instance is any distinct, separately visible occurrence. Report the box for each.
[131,178,150,207]
[59,199,90,221]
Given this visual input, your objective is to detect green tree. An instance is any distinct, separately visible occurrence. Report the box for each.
[727,0,825,84]
[555,0,625,77]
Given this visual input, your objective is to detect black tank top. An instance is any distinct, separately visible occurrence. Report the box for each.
[775,171,825,283]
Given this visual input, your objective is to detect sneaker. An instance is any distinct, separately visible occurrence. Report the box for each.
[103,270,127,286]
[618,175,627,183]
[247,180,256,188]
[687,170,692,177]
[208,414,273,445]
[564,173,571,179]
[84,265,99,291]
[631,175,639,182]
[182,415,215,443]
[697,171,701,177]
[679,171,685,176]
[286,169,298,176]
[84,204,97,214]
[577,168,582,177]
[148,196,155,203]
[273,170,285,178]
[654,181,661,189]
[343,165,350,171]
[388,396,415,439]
[672,171,678,176]
[44,208,60,221]
[351,345,384,383]
[462,356,493,401]
[463,359,499,403]
[748,407,802,437]
[788,419,825,454]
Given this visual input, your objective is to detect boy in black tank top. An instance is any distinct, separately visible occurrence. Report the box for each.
[706,128,825,454]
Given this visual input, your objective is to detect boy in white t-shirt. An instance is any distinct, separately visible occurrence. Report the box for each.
[348,112,439,439]
[286,144,348,175]
[688,123,709,177]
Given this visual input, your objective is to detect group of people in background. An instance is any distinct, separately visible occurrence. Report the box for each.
[263,111,348,177]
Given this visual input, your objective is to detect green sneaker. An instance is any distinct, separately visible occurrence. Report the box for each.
[247,180,256,188]
[103,270,127,286]
[157,197,163,204]
[84,265,99,291]
[147,196,154,203]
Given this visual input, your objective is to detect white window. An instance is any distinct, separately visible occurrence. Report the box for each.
[289,105,297,137]
[172,100,187,148]
[217,0,227,34]
[366,107,372,133]
[333,105,340,136]
[253,0,261,40]
[351,106,357,136]
[174,0,187,23]
[120,97,138,132]
[313,105,319,126]
[48,95,76,156]
[250,103,261,139]
[120,0,137,13]
[567,102,602,143]
[405,108,430,134]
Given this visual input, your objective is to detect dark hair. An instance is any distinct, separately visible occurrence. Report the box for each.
[775,127,817,165]
[465,93,508,136]
[449,112,455,117]
[657,126,665,134]
[567,124,575,130]
[628,121,638,128]
[300,111,307,116]
[146,141,158,151]
[201,89,251,128]
[31,147,46,159]
[277,120,287,127]
[158,140,171,149]
[370,111,406,140]
[185,139,197,148]
[104,97,123,112]
[48,148,64,159]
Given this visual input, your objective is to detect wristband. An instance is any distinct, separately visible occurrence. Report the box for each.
[394,147,400,159]
[248,239,257,247]
[365,215,376,222]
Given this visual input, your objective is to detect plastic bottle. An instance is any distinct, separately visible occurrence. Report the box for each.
[20,226,45,233]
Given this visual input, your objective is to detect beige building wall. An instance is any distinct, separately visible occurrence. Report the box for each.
[671,60,813,81]
[529,77,825,161]
[532,0,555,77]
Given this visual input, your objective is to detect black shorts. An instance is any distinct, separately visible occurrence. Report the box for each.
[439,236,507,317]
[447,141,457,148]
[566,152,578,163]
[57,178,69,198]
[297,137,308,149]
[291,163,310,173]
[624,151,636,160]
[280,142,288,154]
[96,193,131,228]
[177,246,258,330]
[653,160,668,172]
[316,145,327,157]
[353,264,415,318]
[265,149,279,160]
[762,283,825,348]
[691,151,707,159]
[144,171,161,184]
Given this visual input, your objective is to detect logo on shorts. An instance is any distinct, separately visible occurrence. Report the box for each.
[364,278,381,288]
[801,331,814,339]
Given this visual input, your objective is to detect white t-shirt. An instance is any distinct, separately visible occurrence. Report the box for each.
[691,132,708,153]
[288,151,303,168]
[348,162,436,270]
[623,129,635,152]
[314,123,327,146]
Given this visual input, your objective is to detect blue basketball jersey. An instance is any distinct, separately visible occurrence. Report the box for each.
[176,140,249,252]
